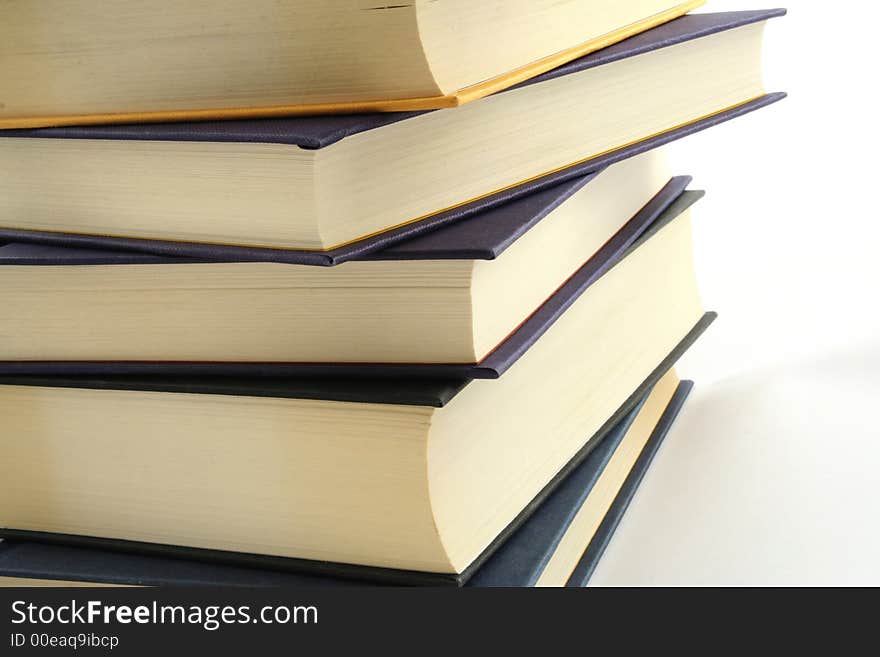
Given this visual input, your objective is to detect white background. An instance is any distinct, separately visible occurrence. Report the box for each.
[591,1,880,585]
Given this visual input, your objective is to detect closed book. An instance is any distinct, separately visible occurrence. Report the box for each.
[0,154,700,373]
[0,376,692,587]
[0,11,786,255]
[1,1,703,129]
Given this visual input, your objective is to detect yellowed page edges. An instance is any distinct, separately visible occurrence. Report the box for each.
[0,95,766,254]
[0,1,705,130]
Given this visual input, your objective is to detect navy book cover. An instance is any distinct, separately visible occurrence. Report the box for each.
[0,381,692,587]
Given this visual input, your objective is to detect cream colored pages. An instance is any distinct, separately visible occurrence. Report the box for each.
[0,1,702,128]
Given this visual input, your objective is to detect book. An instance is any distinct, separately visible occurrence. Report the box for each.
[0,1,703,129]
[0,201,712,582]
[0,375,692,587]
[0,10,786,253]
[0,153,696,370]
[0,98,776,267]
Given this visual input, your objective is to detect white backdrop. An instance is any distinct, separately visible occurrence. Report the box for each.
[591,1,880,585]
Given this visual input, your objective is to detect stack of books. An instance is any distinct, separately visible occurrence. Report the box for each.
[0,3,785,587]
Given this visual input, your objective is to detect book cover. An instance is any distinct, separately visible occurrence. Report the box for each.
[0,381,692,587]
[0,188,706,379]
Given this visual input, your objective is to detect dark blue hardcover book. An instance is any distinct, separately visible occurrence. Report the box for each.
[0,10,786,264]
[0,381,692,587]
[0,186,705,379]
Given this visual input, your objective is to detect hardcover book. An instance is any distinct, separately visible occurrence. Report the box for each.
[0,376,692,587]
[0,11,786,255]
[0,201,713,582]
[0,153,701,372]
[0,1,703,129]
